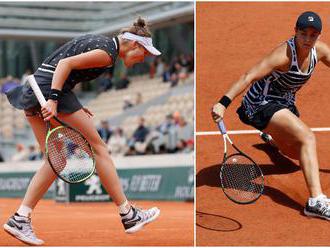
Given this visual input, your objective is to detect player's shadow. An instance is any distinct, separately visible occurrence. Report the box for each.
[252,143,300,175]
[319,168,330,173]
[255,143,330,174]
[196,143,302,212]
[196,210,242,232]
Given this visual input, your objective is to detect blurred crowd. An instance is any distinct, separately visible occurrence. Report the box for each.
[96,53,194,94]
[150,53,194,87]
[98,110,194,157]
[9,143,42,162]
[0,109,193,163]
[0,75,22,94]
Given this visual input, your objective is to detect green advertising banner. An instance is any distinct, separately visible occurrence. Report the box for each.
[0,154,194,202]
[0,172,54,198]
[55,166,194,202]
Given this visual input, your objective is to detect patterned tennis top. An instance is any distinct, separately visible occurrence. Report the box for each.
[242,37,318,117]
[34,34,119,91]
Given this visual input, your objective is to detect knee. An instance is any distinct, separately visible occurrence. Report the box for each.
[299,129,316,147]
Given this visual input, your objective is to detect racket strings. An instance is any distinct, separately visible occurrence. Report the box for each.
[221,156,263,203]
[47,127,94,183]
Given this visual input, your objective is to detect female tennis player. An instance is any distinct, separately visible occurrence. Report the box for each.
[4,17,161,245]
[212,11,330,220]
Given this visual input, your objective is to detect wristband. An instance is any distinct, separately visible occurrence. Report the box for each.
[218,95,232,108]
[49,89,62,101]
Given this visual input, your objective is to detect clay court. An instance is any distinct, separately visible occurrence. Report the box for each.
[1,199,193,246]
[197,2,330,246]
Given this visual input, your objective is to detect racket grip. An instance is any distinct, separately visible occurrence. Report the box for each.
[27,75,47,107]
[218,120,227,134]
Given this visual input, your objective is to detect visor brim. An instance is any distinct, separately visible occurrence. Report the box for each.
[144,45,161,56]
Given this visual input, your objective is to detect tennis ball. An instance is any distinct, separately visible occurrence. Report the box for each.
[232,158,237,163]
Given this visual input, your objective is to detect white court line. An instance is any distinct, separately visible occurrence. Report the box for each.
[196,127,330,136]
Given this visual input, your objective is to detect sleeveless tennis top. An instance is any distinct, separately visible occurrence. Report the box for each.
[6,34,119,112]
[242,37,318,117]
[34,34,119,91]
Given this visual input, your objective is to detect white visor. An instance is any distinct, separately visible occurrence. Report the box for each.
[121,32,161,56]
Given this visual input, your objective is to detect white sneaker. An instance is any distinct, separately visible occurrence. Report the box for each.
[121,206,160,234]
[304,195,330,221]
[3,214,44,245]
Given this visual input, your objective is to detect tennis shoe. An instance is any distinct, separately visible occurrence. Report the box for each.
[121,206,160,233]
[304,195,330,220]
[3,213,44,245]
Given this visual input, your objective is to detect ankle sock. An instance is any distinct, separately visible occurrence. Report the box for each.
[17,205,32,218]
[118,200,131,215]
[308,194,326,206]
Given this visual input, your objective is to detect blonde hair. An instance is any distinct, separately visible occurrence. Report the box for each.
[120,17,151,37]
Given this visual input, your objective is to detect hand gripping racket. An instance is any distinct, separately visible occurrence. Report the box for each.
[28,75,96,184]
[217,120,264,204]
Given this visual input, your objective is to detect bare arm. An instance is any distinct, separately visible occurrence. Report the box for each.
[51,49,112,90]
[316,41,330,67]
[212,43,290,122]
[225,43,289,101]
[41,49,112,121]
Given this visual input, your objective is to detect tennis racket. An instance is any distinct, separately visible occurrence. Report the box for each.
[217,120,264,204]
[27,75,96,184]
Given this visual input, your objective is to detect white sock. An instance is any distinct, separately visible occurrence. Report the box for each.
[309,194,326,206]
[118,200,131,215]
[122,207,134,219]
[17,205,32,218]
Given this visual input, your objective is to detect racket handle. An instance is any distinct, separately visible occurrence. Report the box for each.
[27,75,47,107]
[218,120,227,134]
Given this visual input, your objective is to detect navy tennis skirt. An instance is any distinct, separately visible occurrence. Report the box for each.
[237,101,300,131]
[6,75,82,114]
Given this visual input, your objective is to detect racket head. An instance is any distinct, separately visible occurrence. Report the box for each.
[220,153,264,204]
[45,125,95,184]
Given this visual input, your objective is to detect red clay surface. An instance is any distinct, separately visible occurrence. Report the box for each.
[0,199,193,246]
[197,2,330,246]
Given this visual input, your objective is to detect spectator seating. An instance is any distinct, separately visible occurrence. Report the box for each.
[121,91,194,138]
[0,94,27,139]
[87,75,171,125]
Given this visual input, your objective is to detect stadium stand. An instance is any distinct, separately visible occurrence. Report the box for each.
[0,2,194,162]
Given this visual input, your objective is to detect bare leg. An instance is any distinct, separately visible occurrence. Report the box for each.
[21,115,57,209]
[21,109,126,208]
[58,111,160,232]
[6,109,158,241]
[2,114,55,245]
[263,109,322,197]
[58,110,127,205]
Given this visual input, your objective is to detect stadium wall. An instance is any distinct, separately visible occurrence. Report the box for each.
[0,153,193,202]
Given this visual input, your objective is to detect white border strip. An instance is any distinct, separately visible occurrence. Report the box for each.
[42,63,55,68]
[37,68,54,74]
[196,127,330,136]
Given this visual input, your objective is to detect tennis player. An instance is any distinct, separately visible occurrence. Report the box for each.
[212,11,330,220]
[4,17,161,245]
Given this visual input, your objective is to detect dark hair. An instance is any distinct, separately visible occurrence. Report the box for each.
[120,17,151,37]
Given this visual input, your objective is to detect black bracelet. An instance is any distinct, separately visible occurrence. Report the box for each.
[218,95,232,108]
[49,89,62,101]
